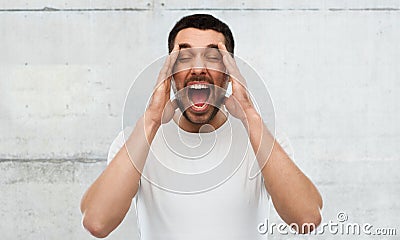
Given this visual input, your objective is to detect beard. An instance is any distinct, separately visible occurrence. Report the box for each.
[180,103,220,125]
[173,75,226,125]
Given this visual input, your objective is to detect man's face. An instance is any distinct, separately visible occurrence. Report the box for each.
[172,28,229,125]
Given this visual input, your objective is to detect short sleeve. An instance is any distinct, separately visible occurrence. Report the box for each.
[107,126,134,165]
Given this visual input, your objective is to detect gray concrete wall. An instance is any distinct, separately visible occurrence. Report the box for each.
[1,1,399,239]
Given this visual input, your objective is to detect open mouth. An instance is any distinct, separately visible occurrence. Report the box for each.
[187,82,211,112]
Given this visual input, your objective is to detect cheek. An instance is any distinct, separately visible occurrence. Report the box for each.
[209,72,228,87]
[172,72,187,89]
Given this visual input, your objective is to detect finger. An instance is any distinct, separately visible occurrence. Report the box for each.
[218,42,239,78]
[217,42,236,66]
[217,42,231,58]
[170,98,178,110]
[158,55,171,84]
[161,99,178,124]
[164,98,178,111]
[218,42,235,86]
[156,44,179,89]
[217,42,232,73]
[223,96,229,105]
[223,95,238,115]
[218,42,247,88]
[167,44,180,76]
[163,44,180,94]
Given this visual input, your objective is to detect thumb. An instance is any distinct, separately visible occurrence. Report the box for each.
[161,99,178,124]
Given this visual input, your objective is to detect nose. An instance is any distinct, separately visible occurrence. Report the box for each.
[190,55,206,75]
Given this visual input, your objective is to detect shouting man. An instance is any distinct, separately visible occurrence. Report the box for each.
[81,14,323,239]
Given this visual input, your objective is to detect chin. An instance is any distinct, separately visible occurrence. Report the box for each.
[183,106,219,125]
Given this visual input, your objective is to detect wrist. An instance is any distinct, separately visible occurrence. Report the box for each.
[143,110,161,128]
[242,109,263,136]
[140,112,161,140]
[241,108,261,130]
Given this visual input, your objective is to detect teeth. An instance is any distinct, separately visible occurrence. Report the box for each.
[189,84,209,89]
[191,102,208,110]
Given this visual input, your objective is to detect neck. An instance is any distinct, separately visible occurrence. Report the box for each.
[173,109,228,133]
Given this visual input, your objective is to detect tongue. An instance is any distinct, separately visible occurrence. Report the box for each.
[191,89,208,106]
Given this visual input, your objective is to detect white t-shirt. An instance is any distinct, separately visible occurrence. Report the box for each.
[107,115,290,240]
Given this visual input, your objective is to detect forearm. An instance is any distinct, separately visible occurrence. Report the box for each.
[243,110,322,232]
[80,114,159,237]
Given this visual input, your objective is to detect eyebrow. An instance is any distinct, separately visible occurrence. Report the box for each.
[178,43,191,49]
[206,44,218,49]
[178,43,219,49]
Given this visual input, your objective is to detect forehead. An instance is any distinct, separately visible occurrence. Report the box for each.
[174,28,225,47]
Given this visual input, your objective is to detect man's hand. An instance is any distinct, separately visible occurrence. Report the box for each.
[145,44,179,126]
[218,42,257,123]
[218,42,323,232]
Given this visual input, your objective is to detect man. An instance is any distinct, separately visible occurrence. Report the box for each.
[80,14,322,239]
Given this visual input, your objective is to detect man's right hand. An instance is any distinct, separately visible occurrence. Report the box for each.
[145,44,180,127]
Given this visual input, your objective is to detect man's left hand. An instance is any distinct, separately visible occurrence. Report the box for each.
[218,42,258,123]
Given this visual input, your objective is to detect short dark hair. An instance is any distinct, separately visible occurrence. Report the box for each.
[168,14,235,54]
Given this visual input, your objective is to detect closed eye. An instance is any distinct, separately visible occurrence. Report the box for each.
[177,52,193,61]
[205,55,222,62]
[178,57,192,63]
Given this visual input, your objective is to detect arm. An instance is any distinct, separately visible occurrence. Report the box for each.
[218,42,322,233]
[80,115,159,238]
[80,44,179,238]
[244,110,322,233]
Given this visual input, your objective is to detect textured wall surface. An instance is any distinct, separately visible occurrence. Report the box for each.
[1,1,399,239]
